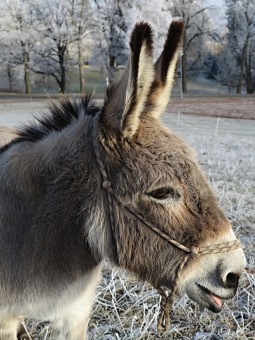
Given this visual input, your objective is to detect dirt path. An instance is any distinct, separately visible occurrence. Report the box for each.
[168,96,255,120]
[0,94,254,120]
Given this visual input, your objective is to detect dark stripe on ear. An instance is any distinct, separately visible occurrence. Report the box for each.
[120,22,154,135]
[129,22,154,93]
[159,20,184,84]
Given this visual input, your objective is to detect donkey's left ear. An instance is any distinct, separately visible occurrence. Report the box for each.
[148,20,184,118]
[100,22,155,139]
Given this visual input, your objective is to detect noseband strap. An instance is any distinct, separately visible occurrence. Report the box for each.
[92,120,242,332]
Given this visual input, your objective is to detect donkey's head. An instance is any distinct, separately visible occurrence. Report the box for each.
[95,21,245,314]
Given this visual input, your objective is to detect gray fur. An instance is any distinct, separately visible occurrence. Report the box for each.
[0,21,245,340]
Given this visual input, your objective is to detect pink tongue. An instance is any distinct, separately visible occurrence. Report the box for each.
[210,293,222,307]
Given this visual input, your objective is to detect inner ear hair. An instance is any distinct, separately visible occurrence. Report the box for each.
[149,20,184,118]
[121,22,155,138]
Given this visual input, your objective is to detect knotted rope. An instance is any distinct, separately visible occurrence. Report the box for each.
[156,239,241,332]
[92,119,242,332]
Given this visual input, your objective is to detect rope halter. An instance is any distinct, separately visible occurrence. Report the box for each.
[92,119,243,332]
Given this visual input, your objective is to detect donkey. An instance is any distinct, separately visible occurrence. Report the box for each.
[0,21,245,339]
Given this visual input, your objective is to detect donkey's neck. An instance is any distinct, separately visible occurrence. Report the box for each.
[0,112,119,275]
[0,115,108,276]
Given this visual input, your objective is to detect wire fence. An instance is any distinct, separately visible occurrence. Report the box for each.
[1,102,255,142]
[163,111,255,140]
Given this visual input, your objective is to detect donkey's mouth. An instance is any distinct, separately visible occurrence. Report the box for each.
[197,284,223,312]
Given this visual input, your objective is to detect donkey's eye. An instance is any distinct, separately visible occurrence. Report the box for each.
[147,187,181,201]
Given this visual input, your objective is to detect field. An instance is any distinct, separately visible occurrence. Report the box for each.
[0,96,254,339]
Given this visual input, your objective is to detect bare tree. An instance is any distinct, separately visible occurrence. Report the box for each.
[92,0,132,80]
[0,0,36,94]
[226,0,255,94]
[92,0,172,81]
[31,0,93,93]
[30,1,74,93]
[67,0,94,93]
[127,0,172,58]
[166,0,216,94]
[245,36,255,93]
[6,63,16,92]
[217,44,239,93]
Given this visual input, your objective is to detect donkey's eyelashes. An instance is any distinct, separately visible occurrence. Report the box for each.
[147,187,181,203]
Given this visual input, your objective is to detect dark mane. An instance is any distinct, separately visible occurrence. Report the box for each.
[0,95,100,154]
[17,95,99,142]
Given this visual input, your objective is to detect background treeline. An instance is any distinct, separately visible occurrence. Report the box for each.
[0,0,254,95]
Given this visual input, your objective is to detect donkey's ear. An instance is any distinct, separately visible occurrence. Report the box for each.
[148,20,184,118]
[100,22,154,139]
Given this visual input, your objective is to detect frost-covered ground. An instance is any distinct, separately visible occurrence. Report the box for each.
[0,101,254,339]
[169,96,255,120]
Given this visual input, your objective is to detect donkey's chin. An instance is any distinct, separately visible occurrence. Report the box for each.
[185,283,234,313]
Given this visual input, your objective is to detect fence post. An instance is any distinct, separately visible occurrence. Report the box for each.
[215,117,220,136]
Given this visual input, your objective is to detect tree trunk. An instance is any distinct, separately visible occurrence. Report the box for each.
[6,65,13,92]
[182,29,188,94]
[109,55,116,81]
[59,64,65,94]
[236,39,248,94]
[58,46,66,93]
[245,44,253,94]
[77,0,86,94]
[24,62,31,94]
[78,40,85,93]
[23,49,31,94]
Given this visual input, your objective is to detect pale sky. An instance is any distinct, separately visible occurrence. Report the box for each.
[205,0,225,8]
[205,0,226,26]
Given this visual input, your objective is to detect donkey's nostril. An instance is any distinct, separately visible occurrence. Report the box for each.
[224,272,240,289]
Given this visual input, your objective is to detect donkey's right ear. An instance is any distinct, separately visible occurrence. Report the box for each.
[147,20,184,118]
[99,22,155,140]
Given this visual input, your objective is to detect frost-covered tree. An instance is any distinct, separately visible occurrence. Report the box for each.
[30,0,94,93]
[66,0,94,93]
[246,35,255,93]
[92,0,132,79]
[127,0,172,58]
[92,0,172,80]
[166,0,216,94]
[217,44,239,93]
[6,63,16,92]
[0,0,36,94]
[31,0,75,93]
[225,0,255,93]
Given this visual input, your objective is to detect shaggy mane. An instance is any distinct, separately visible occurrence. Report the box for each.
[0,95,99,154]
[17,95,99,142]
